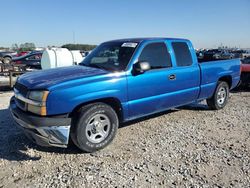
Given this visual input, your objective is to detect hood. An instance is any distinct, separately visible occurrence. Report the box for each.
[17,65,108,89]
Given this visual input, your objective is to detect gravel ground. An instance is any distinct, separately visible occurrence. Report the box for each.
[0,89,249,187]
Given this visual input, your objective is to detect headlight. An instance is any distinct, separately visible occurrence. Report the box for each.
[29,91,49,102]
[28,91,49,116]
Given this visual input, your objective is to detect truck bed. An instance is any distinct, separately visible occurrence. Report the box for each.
[198,58,241,100]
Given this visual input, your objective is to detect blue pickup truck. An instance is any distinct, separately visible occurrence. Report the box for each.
[10,38,241,152]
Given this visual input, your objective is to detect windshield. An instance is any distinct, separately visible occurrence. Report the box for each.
[80,41,138,71]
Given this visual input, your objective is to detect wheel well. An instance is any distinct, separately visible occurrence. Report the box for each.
[218,76,232,88]
[3,55,12,59]
[69,97,124,122]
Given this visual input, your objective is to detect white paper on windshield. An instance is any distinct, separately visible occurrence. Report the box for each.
[121,42,138,48]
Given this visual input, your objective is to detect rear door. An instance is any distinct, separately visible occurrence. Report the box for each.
[167,40,200,105]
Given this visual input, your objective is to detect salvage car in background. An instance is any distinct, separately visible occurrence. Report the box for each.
[12,52,42,69]
[213,50,234,60]
[201,49,235,61]
[0,51,17,64]
[16,51,31,57]
[240,57,250,88]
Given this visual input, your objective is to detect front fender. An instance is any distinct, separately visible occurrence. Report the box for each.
[46,76,127,116]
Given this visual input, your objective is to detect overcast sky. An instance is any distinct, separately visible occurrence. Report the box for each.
[1,0,250,48]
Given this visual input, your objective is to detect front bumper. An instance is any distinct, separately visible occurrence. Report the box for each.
[9,97,71,148]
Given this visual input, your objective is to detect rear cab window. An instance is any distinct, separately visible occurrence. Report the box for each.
[172,42,193,67]
[138,42,172,69]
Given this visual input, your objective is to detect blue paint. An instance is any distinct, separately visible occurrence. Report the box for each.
[16,38,241,121]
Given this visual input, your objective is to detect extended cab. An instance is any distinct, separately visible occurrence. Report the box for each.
[10,38,241,152]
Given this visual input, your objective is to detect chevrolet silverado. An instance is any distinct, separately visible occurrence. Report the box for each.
[10,38,241,152]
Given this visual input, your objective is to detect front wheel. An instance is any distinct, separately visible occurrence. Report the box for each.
[71,103,119,152]
[206,81,229,110]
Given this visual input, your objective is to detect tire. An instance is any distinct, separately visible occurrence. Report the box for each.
[71,102,119,152]
[206,81,229,110]
[3,56,12,64]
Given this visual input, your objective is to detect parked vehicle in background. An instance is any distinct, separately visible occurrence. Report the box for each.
[242,52,250,59]
[10,38,241,152]
[80,50,92,57]
[30,50,44,54]
[12,52,42,69]
[240,57,250,88]
[0,51,17,64]
[214,50,234,60]
[16,51,31,57]
[202,49,221,61]
[199,49,236,62]
[231,49,246,59]
[242,57,250,64]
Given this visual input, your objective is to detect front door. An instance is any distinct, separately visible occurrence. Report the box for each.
[127,42,177,118]
[127,40,200,119]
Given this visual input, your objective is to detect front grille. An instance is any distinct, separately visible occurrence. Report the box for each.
[14,82,28,97]
[15,98,26,111]
[14,82,29,111]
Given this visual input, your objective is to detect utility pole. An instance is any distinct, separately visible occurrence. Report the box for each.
[73,31,76,44]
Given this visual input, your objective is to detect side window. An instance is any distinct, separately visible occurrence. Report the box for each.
[138,42,172,69]
[172,42,193,66]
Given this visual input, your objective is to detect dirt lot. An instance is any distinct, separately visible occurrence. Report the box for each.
[0,89,249,187]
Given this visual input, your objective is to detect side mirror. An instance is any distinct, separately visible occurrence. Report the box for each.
[133,61,151,74]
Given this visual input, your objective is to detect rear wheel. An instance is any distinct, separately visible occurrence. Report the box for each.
[71,103,119,152]
[207,81,229,110]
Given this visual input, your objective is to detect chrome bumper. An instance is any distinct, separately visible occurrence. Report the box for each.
[10,97,71,148]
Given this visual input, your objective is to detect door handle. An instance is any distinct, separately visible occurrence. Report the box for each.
[168,74,176,80]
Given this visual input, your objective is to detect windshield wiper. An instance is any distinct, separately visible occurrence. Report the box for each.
[89,64,104,69]
[81,63,110,71]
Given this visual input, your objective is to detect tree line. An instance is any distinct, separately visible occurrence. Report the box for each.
[9,43,97,52]
[61,44,96,51]
[11,43,36,52]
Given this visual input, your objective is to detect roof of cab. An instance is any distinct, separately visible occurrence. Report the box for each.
[106,37,189,43]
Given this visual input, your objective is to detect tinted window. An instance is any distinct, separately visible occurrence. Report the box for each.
[139,42,172,69]
[172,42,193,66]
